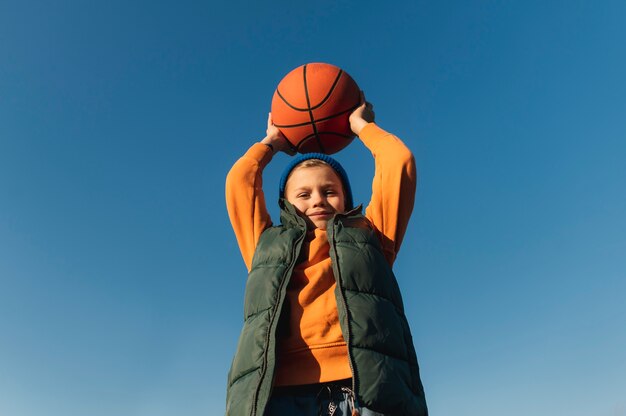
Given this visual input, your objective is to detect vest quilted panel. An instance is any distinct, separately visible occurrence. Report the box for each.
[328,214,427,415]
[226,203,427,416]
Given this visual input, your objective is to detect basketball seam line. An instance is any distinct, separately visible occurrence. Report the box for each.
[276,70,344,112]
[303,64,325,154]
[273,102,361,129]
[276,69,344,112]
[320,70,344,110]
[295,131,354,148]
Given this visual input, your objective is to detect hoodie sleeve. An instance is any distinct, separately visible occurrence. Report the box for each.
[359,123,417,266]
[225,143,274,271]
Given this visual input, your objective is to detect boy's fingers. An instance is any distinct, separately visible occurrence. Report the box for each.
[280,136,297,155]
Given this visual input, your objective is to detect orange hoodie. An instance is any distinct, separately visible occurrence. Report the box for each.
[225,123,416,386]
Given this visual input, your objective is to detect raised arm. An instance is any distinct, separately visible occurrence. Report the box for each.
[350,100,417,266]
[225,114,295,271]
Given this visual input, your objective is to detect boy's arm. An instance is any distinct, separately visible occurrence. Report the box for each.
[225,114,296,271]
[225,143,274,271]
[352,104,417,266]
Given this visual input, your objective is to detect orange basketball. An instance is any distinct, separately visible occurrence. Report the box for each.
[271,63,361,154]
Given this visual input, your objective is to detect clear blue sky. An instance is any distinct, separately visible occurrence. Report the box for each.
[1,1,625,415]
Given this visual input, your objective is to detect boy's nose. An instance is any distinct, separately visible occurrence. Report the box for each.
[311,192,326,206]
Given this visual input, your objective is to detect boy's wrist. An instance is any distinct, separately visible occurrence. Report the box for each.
[260,137,276,154]
[261,134,297,156]
[352,120,371,136]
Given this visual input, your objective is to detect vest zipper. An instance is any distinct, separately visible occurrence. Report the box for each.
[250,229,305,416]
[328,219,359,400]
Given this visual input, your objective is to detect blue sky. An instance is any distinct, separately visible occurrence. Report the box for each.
[1,0,625,415]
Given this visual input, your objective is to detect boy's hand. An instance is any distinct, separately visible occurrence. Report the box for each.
[349,91,375,136]
[262,113,297,155]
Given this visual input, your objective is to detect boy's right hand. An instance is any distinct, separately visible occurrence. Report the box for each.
[261,113,297,156]
[349,91,375,136]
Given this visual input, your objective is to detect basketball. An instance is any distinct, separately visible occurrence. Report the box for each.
[271,63,361,154]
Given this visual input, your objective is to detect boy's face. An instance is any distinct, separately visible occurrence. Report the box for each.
[284,165,346,230]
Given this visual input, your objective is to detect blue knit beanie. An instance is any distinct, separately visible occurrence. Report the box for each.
[279,153,354,210]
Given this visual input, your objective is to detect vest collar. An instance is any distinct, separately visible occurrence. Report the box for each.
[278,199,307,228]
[278,198,363,229]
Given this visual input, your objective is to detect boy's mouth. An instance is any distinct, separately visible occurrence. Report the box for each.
[308,211,332,218]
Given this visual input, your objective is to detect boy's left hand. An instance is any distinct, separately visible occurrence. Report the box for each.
[349,92,375,136]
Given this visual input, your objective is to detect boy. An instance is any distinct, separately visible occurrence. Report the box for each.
[225,98,427,416]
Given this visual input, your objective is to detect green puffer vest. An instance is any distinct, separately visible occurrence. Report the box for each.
[226,201,427,416]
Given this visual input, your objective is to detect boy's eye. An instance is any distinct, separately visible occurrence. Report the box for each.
[297,192,309,198]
